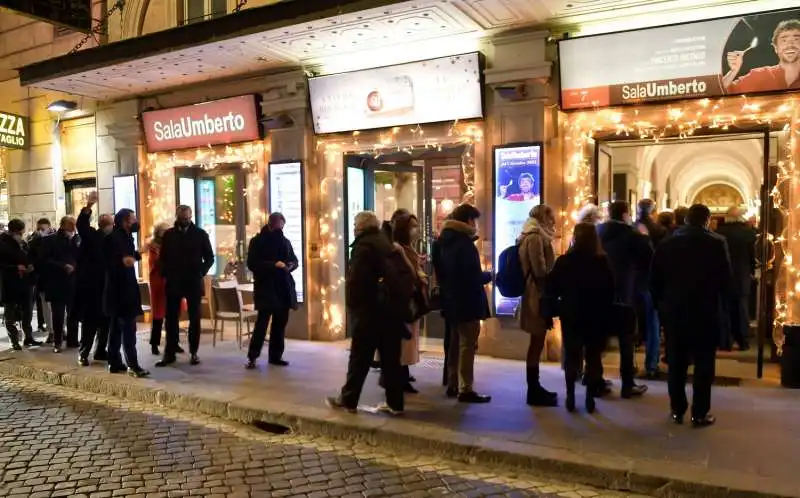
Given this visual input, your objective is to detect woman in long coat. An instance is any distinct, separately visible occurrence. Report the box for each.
[392,213,427,393]
[148,223,170,356]
[518,204,558,406]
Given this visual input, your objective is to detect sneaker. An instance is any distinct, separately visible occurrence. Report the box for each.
[78,357,89,367]
[457,391,492,404]
[376,403,403,416]
[128,368,150,379]
[245,360,257,370]
[621,384,648,399]
[326,396,357,414]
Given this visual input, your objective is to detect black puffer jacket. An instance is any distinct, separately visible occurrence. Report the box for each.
[0,232,31,305]
[102,227,142,319]
[597,220,652,305]
[437,220,491,323]
[159,222,214,296]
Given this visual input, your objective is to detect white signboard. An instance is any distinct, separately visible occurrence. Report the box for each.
[309,53,483,134]
[113,175,137,213]
[269,162,305,303]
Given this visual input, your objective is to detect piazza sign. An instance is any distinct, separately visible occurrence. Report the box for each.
[0,111,29,150]
[142,95,261,152]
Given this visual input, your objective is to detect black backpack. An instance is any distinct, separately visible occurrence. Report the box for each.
[495,243,527,298]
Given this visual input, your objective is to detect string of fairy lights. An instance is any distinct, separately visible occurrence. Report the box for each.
[562,95,799,353]
[314,121,483,337]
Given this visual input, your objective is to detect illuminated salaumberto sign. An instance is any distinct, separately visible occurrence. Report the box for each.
[141,95,261,152]
[0,111,30,150]
[559,8,800,110]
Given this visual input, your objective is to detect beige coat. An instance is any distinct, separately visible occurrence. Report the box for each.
[518,222,555,336]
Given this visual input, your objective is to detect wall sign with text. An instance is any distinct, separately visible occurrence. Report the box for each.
[142,95,261,152]
[0,111,29,150]
[309,53,484,134]
[269,161,305,304]
[492,143,543,317]
[559,8,800,110]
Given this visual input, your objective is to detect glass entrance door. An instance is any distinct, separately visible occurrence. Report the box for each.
[175,166,250,281]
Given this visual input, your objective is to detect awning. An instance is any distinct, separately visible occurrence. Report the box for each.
[18,0,552,101]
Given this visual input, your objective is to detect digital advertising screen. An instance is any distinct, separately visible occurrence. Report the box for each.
[269,161,305,304]
[493,143,543,317]
[197,178,218,276]
[559,8,800,109]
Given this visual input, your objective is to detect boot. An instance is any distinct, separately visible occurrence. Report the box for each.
[565,381,576,413]
[526,367,558,407]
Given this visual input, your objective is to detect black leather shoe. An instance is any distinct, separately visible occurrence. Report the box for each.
[151,345,160,356]
[245,360,257,370]
[268,359,289,367]
[457,391,492,404]
[585,394,596,414]
[445,387,458,398]
[189,354,200,365]
[404,383,419,394]
[621,384,648,399]
[24,339,43,347]
[176,345,185,354]
[691,414,716,428]
[11,344,22,351]
[78,357,89,367]
[155,357,176,367]
[671,413,684,425]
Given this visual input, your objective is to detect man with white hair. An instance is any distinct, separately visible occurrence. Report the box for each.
[328,211,415,415]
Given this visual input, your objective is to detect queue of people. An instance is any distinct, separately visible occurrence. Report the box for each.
[0,192,749,427]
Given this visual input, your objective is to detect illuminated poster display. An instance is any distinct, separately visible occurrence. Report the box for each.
[113,175,137,213]
[269,162,305,303]
[346,167,365,252]
[197,178,217,275]
[493,143,543,316]
[178,177,196,215]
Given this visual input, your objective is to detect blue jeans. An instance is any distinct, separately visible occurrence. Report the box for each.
[640,291,661,373]
[108,315,140,370]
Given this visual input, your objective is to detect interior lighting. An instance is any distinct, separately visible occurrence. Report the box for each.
[47,100,79,112]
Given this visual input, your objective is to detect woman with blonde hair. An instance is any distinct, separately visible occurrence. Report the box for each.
[518,204,558,406]
[148,222,184,356]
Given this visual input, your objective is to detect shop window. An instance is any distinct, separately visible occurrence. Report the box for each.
[65,179,98,225]
[183,0,227,24]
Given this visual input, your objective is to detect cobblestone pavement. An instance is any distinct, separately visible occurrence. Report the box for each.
[0,376,652,498]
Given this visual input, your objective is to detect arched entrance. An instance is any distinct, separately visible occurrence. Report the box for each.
[692,183,745,212]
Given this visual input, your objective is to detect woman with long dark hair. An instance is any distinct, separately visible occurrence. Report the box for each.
[545,222,615,413]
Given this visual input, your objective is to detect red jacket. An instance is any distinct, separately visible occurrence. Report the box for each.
[149,244,166,319]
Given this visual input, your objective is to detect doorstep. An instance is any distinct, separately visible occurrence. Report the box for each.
[0,337,797,498]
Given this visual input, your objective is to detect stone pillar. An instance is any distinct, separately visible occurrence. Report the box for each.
[479,30,559,361]
[98,100,142,216]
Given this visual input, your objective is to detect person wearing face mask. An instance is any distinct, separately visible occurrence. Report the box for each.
[27,218,53,336]
[245,212,299,369]
[74,191,114,366]
[0,219,39,350]
[40,216,80,353]
[438,203,493,403]
[103,208,149,378]
[596,200,651,399]
[156,205,214,367]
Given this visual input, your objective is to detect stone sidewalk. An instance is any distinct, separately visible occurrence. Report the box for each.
[0,334,798,498]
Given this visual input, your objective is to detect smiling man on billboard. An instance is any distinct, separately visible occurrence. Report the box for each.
[724,19,800,93]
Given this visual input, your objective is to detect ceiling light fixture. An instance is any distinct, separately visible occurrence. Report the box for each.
[47,100,79,112]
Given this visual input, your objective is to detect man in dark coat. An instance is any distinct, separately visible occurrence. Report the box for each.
[634,199,666,378]
[103,209,148,378]
[438,204,492,403]
[40,216,80,352]
[156,205,214,367]
[715,207,755,351]
[596,201,650,398]
[0,219,39,349]
[327,211,414,415]
[651,204,733,428]
[245,212,298,369]
[27,218,52,334]
[75,191,114,365]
